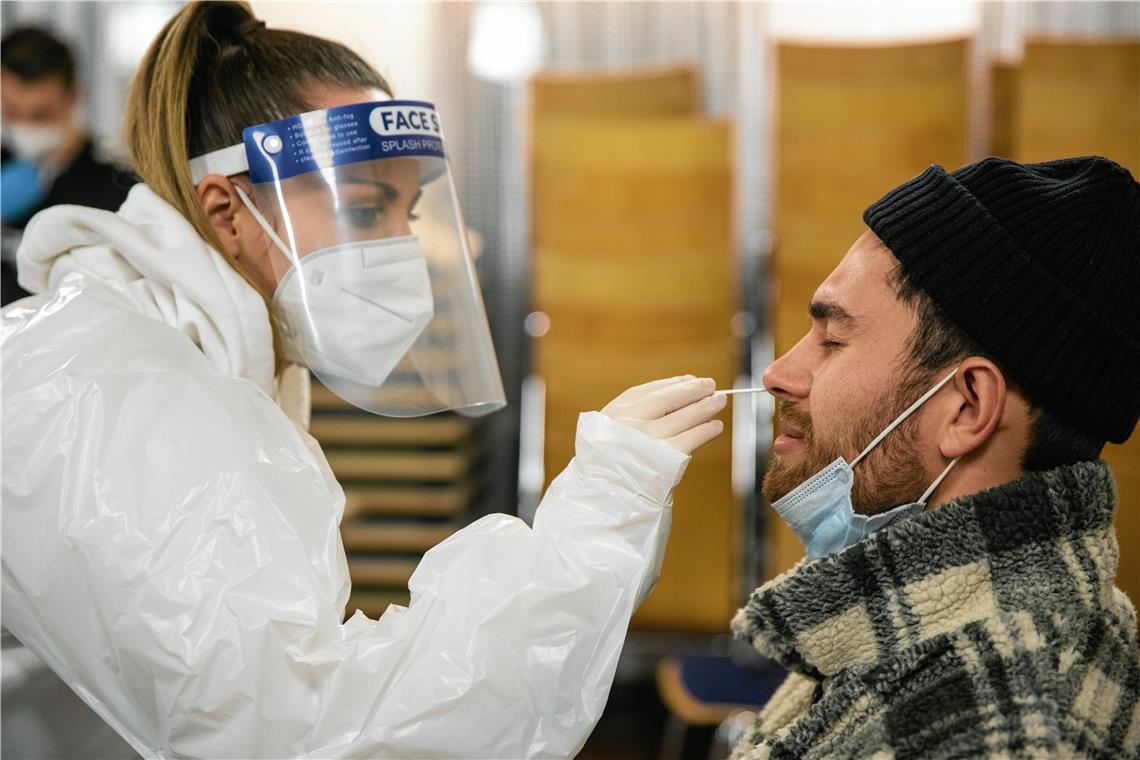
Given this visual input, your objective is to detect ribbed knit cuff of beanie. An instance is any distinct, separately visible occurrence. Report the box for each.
[863,156,1140,444]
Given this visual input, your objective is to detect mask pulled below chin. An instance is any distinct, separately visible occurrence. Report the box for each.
[770,369,961,559]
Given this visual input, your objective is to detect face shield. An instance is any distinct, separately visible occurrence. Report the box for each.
[189,100,505,418]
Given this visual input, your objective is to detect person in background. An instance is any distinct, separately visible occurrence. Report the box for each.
[1,26,134,305]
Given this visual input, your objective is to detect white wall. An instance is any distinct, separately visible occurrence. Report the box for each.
[768,1,980,42]
[250,2,436,99]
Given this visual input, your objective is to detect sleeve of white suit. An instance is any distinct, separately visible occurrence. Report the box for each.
[0,291,689,759]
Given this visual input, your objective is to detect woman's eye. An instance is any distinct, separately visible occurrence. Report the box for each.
[342,205,383,229]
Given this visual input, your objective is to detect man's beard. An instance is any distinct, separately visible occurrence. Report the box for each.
[762,377,931,515]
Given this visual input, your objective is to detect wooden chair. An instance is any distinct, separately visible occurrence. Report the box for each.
[530,65,699,122]
[530,68,740,631]
[311,383,482,618]
[1015,40,1139,170]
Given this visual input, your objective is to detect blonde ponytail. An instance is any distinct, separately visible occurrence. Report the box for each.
[124,1,244,252]
[123,1,391,372]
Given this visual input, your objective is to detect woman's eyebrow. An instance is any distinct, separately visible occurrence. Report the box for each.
[338,177,400,201]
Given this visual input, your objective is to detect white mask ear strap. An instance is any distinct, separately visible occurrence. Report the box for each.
[918,455,961,505]
[852,368,959,467]
[232,184,296,261]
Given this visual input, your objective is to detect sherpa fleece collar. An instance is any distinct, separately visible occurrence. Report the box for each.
[733,461,1122,679]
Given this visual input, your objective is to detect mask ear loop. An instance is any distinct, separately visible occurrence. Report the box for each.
[231,184,310,355]
[917,455,961,505]
[233,184,296,262]
[851,368,959,468]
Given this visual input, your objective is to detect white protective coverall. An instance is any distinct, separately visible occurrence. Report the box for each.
[0,184,689,758]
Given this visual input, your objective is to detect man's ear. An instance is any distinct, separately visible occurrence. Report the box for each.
[938,357,1007,459]
[196,174,245,258]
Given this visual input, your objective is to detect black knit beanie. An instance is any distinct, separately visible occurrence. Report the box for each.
[863,156,1140,444]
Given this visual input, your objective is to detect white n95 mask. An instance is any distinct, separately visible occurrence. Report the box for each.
[234,185,433,387]
[273,236,434,387]
[772,369,961,559]
[4,122,66,162]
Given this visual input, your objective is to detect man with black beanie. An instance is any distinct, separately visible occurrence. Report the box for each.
[732,156,1139,759]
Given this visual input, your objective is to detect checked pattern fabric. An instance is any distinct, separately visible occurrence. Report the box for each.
[732,461,1140,759]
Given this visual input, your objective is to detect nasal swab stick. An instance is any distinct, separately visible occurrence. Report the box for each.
[716,388,768,395]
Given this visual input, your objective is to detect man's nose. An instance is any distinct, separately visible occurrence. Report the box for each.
[762,337,812,401]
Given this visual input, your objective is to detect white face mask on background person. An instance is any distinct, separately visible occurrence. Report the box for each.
[236,186,435,387]
[4,122,67,163]
[771,368,961,559]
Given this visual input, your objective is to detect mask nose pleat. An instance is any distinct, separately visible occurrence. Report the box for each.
[339,287,416,324]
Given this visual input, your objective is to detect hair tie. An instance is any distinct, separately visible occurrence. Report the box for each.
[237,19,266,40]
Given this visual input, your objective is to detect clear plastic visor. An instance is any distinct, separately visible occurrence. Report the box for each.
[238,105,504,418]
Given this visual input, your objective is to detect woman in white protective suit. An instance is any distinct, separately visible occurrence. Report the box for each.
[0,2,729,758]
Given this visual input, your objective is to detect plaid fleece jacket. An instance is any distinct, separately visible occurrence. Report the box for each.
[731,461,1140,759]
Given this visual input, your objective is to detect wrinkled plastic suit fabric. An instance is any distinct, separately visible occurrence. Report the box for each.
[1,187,690,758]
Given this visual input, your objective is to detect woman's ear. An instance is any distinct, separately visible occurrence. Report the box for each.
[195,175,279,297]
[196,174,245,258]
[938,358,1007,459]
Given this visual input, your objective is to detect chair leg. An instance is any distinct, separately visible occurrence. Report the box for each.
[659,714,688,760]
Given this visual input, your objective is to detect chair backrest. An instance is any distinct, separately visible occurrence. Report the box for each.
[1015,40,1139,170]
[530,65,700,122]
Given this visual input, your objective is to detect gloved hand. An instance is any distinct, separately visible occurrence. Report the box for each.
[602,375,726,454]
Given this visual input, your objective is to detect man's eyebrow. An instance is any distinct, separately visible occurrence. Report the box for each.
[809,300,860,327]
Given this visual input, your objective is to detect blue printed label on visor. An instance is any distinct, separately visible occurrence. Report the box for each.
[243,100,447,184]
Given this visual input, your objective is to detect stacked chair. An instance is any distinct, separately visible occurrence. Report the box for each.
[310,381,484,617]
[529,66,740,632]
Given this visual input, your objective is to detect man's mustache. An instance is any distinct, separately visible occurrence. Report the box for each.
[775,400,813,442]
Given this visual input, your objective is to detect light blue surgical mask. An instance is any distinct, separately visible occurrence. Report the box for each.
[772,369,960,559]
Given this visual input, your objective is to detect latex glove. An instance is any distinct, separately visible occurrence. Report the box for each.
[602,375,726,454]
[0,160,45,223]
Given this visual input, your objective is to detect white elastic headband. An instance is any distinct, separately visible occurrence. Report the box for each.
[189,94,405,184]
[189,143,247,184]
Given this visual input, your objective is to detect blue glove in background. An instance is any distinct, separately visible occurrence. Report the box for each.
[1,160,46,223]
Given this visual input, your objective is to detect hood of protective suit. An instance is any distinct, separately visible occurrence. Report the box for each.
[15,183,275,395]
